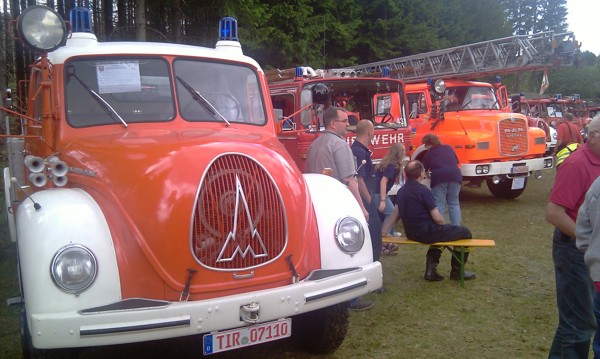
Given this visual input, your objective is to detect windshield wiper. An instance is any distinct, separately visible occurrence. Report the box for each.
[89,90,128,127]
[67,70,128,127]
[176,76,230,127]
[459,100,472,110]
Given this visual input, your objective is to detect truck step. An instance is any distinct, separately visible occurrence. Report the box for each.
[6,296,22,306]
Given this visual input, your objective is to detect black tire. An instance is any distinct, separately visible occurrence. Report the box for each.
[292,303,349,354]
[486,177,527,199]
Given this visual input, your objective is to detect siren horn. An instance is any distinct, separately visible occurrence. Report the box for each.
[24,155,45,173]
[28,172,48,187]
[47,156,68,177]
[51,175,68,187]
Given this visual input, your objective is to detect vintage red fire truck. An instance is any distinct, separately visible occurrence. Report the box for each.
[514,93,587,129]
[266,67,412,172]
[2,6,382,357]
[509,94,557,156]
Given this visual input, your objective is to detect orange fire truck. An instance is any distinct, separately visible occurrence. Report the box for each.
[266,67,412,172]
[349,31,579,199]
[1,6,382,357]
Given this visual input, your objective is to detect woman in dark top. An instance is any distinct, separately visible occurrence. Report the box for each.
[422,134,463,225]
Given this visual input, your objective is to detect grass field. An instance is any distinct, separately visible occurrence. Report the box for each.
[0,172,572,358]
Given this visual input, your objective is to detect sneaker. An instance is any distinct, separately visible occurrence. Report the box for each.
[450,270,476,281]
[382,247,399,256]
[349,298,374,311]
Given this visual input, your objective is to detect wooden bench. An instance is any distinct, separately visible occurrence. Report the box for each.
[383,236,496,287]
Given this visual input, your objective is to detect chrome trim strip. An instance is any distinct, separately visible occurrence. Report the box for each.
[80,316,191,336]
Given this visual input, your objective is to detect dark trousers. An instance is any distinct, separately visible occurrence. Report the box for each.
[366,198,382,262]
[413,223,472,244]
[548,228,595,359]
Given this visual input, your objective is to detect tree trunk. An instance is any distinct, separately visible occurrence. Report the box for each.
[103,0,113,40]
[135,0,145,41]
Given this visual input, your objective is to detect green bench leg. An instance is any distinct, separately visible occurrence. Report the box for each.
[447,246,465,288]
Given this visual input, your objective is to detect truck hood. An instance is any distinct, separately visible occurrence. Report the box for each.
[59,127,319,299]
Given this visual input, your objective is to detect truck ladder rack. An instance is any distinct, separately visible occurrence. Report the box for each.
[349,31,579,82]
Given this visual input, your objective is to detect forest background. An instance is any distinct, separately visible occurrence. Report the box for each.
[1,0,600,101]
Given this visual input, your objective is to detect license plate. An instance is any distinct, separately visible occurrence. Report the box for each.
[511,165,529,174]
[203,318,291,355]
[511,176,526,190]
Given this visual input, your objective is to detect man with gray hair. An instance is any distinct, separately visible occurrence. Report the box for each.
[306,106,368,219]
[546,114,600,358]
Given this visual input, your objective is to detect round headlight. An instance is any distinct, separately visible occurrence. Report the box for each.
[50,244,97,294]
[334,217,365,254]
[17,5,67,52]
[433,79,446,94]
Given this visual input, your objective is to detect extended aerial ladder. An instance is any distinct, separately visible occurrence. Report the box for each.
[348,31,579,83]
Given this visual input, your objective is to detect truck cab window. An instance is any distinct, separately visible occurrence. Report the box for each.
[65,58,174,127]
[174,60,266,125]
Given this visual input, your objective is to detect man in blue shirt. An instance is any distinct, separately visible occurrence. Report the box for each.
[351,120,382,263]
[383,160,475,281]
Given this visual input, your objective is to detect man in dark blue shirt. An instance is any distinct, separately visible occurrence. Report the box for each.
[382,160,475,281]
[351,120,382,262]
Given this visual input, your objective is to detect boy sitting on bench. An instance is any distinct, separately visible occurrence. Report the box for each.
[382,160,476,282]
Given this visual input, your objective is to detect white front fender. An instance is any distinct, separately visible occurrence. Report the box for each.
[15,188,121,315]
[302,174,374,268]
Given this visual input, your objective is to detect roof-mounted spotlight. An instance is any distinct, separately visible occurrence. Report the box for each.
[433,79,446,94]
[17,5,67,52]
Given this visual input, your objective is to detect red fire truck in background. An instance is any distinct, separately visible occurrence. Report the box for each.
[513,93,587,128]
[266,67,412,173]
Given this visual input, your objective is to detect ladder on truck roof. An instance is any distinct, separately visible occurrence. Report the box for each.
[349,31,579,83]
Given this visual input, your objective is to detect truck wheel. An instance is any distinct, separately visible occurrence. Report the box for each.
[486,177,527,199]
[21,310,79,359]
[292,302,349,354]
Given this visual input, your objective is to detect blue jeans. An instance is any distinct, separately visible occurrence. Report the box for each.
[548,228,596,359]
[431,181,462,225]
[372,193,394,234]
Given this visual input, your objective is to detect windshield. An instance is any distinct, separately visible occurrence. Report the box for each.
[444,86,500,111]
[174,60,266,125]
[65,58,175,127]
[547,105,564,117]
[64,57,267,127]
[295,79,407,128]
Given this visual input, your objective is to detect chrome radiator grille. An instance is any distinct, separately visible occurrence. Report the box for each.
[498,117,528,156]
[192,154,286,270]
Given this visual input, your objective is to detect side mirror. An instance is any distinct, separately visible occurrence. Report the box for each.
[273,108,284,122]
[273,108,284,132]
